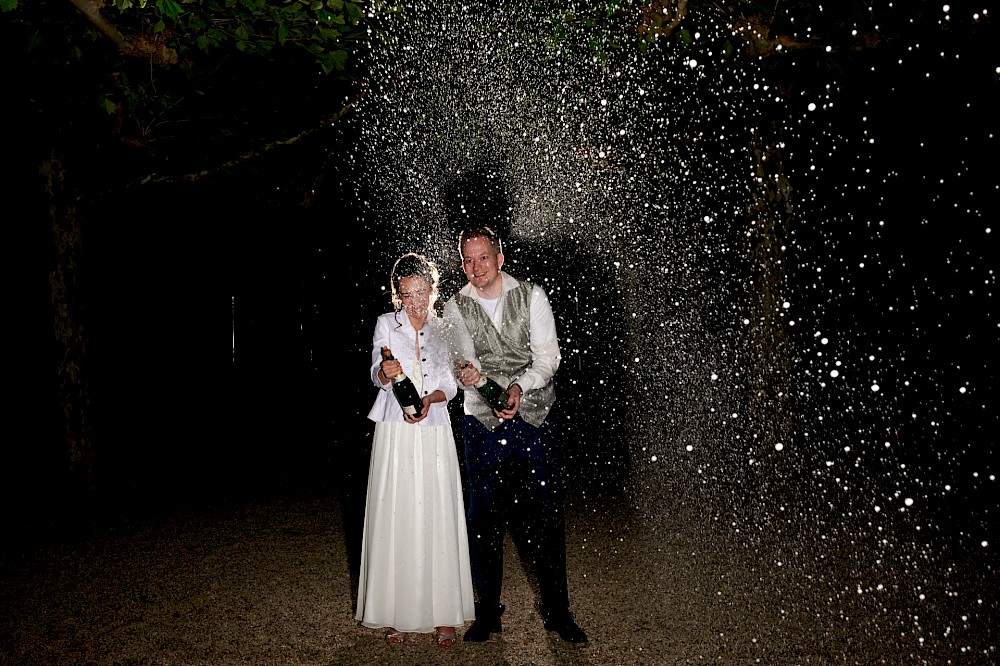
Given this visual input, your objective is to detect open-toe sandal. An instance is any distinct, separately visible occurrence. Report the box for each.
[384,628,406,645]
[435,627,457,648]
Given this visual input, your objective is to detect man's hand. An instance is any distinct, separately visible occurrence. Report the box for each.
[496,383,522,420]
[457,362,480,387]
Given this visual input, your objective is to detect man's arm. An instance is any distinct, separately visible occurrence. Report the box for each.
[513,285,560,393]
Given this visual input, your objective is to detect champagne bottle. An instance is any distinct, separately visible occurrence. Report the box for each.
[474,374,512,412]
[381,347,424,418]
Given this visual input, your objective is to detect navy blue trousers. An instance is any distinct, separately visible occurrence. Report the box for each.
[461,411,570,618]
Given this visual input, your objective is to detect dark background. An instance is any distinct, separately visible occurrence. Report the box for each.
[4,142,636,537]
[4,12,996,549]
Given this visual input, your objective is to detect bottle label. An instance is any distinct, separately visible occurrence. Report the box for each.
[476,376,510,411]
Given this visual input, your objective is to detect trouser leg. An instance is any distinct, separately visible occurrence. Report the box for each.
[510,416,570,615]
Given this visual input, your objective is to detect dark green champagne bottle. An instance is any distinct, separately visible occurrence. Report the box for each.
[381,347,423,418]
[474,374,511,412]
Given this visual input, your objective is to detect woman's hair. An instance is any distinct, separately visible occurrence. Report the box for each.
[457,226,503,257]
[390,252,440,316]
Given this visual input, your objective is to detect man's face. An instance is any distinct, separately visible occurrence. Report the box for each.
[461,236,503,293]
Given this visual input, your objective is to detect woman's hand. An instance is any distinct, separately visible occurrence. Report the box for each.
[379,357,402,384]
[404,395,433,423]
[404,390,444,424]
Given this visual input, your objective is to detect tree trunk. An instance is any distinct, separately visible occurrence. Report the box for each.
[43,151,97,495]
[747,127,794,451]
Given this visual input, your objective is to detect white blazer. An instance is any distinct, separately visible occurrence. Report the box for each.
[366,311,457,425]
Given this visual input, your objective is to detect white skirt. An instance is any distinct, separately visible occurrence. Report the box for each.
[355,421,476,632]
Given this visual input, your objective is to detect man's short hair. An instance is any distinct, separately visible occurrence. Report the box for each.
[458,226,503,257]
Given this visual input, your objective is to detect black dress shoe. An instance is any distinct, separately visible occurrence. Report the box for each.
[463,603,504,642]
[543,612,588,643]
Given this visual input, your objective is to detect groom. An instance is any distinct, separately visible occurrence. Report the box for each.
[443,225,587,644]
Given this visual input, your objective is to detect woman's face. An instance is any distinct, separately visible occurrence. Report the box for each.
[397,275,433,321]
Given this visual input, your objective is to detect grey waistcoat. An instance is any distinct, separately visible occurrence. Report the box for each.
[453,281,556,430]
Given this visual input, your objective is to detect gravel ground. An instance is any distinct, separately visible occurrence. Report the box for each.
[1,479,995,666]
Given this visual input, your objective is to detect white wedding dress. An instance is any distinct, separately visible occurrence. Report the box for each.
[355,415,475,632]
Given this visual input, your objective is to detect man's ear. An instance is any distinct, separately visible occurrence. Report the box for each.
[497,252,504,269]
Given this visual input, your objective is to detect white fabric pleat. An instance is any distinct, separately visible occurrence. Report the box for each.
[355,421,475,632]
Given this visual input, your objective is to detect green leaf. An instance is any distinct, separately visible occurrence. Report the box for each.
[344,1,362,22]
[102,98,117,115]
[320,49,348,73]
[153,19,166,33]
[155,0,182,19]
[277,23,289,44]
[325,0,342,8]
[317,26,340,40]
[0,0,17,12]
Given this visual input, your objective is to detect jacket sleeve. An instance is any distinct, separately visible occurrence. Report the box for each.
[430,329,459,403]
[370,315,392,390]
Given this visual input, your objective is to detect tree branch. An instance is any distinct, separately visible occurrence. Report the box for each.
[68,0,178,64]
[130,91,363,189]
[637,0,688,37]
[733,13,883,58]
